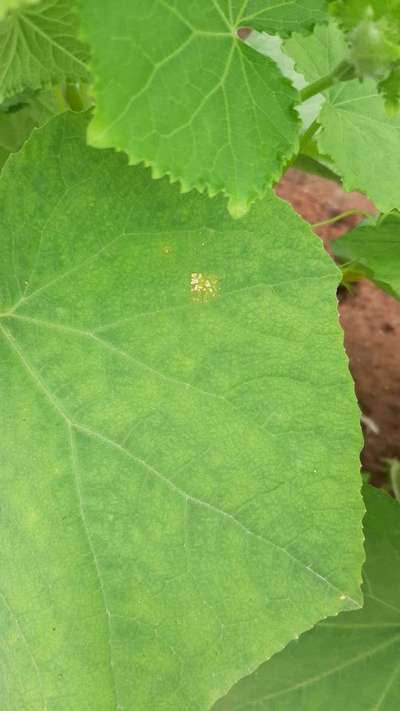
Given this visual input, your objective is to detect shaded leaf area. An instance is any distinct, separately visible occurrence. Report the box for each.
[237,29,323,132]
[77,0,329,216]
[0,0,89,102]
[214,486,400,711]
[333,213,400,299]
[0,88,61,168]
[0,112,364,710]
[379,66,400,116]
[240,25,337,179]
[284,20,400,213]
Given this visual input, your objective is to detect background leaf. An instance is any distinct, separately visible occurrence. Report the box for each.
[0,88,62,168]
[0,0,89,102]
[77,0,329,216]
[214,486,400,711]
[333,213,400,299]
[284,20,348,83]
[331,0,400,32]
[0,0,40,20]
[379,66,400,116]
[238,29,323,130]
[284,20,400,213]
[318,79,400,213]
[0,111,364,710]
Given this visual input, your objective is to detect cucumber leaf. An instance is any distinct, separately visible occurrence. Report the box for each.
[0,0,39,20]
[0,112,364,711]
[214,486,400,711]
[318,79,400,213]
[0,0,89,102]
[237,29,324,131]
[77,0,329,216]
[0,89,62,168]
[284,21,400,213]
[333,213,400,299]
[284,20,348,83]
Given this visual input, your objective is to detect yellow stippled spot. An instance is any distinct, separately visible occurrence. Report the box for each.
[190,272,219,303]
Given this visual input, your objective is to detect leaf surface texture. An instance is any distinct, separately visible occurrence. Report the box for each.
[77,0,329,215]
[0,0,89,102]
[214,486,400,711]
[0,112,364,711]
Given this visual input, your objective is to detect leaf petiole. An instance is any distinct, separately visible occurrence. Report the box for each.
[299,60,354,102]
[312,209,375,229]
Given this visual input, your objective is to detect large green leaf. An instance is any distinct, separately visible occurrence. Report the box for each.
[0,0,89,102]
[282,19,347,131]
[333,213,400,299]
[77,0,328,216]
[0,112,364,711]
[236,29,325,132]
[214,486,400,710]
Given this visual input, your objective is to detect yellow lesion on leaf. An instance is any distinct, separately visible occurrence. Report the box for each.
[190,272,219,303]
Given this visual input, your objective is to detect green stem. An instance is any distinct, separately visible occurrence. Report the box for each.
[299,60,354,102]
[312,209,375,229]
[299,119,320,152]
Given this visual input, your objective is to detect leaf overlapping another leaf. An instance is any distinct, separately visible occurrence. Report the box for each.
[0,112,364,710]
[77,0,330,216]
[284,20,400,213]
[0,88,62,168]
[214,486,400,711]
[284,20,348,86]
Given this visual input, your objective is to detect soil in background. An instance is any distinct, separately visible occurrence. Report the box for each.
[276,169,400,485]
